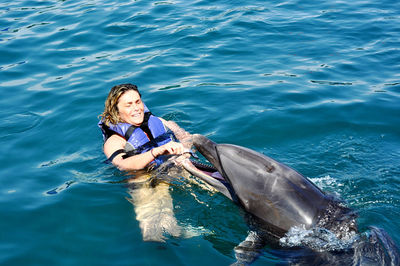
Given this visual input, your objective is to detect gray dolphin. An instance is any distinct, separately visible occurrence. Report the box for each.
[182,134,399,265]
[183,134,356,238]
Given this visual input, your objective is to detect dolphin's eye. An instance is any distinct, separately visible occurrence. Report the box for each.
[265,164,275,173]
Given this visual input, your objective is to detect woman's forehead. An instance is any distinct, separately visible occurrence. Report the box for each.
[119,90,140,103]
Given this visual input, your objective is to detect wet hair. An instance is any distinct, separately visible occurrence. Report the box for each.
[99,83,141,125]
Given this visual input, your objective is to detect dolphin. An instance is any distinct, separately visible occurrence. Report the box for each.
[181,134,399,264]
[182,134,356,238]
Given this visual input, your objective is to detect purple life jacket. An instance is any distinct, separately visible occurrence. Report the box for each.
[98,107,175,166]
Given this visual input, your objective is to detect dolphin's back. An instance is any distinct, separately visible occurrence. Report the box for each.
[216,144,331,235]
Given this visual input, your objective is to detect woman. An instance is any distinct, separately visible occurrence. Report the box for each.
[99,83,194,242]
[99,83,191,171]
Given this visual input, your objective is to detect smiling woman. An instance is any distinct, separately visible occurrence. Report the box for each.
[97,83,194,242]
[98,83,191,171]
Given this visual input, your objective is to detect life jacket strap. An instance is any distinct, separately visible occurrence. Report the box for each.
[140,112,154,140]
[122,130,175,159]
[104,149,125,164]
[124,112,153,140]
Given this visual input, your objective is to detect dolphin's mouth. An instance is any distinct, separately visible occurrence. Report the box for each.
[181,134,224,181]
[180,134,235,200]
[181,157,235,200]
[183,159,224,181]
[191,134,225,174]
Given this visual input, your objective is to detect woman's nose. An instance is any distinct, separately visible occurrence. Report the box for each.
[132,103,140,111]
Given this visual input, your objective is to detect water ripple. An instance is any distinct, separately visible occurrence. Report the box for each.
[0,110,41,138]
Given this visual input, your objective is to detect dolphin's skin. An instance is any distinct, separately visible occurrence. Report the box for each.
[184,134,355,238]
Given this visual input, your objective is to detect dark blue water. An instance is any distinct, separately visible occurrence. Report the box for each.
[1,0,399,265]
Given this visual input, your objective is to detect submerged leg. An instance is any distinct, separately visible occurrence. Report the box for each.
[127,179,182,242]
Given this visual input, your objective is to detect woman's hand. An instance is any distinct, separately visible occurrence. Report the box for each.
[152,141,185,157]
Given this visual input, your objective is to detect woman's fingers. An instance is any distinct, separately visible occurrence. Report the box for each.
[169,142,183,154]
[162,142,184,155]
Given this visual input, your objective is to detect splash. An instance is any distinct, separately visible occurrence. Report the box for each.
[309,175,343,191]
[279,225,358,252]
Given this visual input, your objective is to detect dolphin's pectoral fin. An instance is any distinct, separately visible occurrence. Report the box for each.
[232,231,266,266]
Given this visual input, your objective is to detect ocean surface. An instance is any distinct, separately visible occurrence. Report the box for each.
[1,0,399,265]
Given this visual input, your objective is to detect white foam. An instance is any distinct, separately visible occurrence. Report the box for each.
[309,175,345,195]
[279,225,357,252]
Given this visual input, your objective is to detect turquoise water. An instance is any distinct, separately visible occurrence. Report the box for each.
[1,0,399,265]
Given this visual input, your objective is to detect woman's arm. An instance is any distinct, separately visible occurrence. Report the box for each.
[160,118,192,149]
[104,135,155,170]
[104,134,185,171]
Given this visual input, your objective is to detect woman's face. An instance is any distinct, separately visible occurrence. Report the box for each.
[117,90,145,126]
